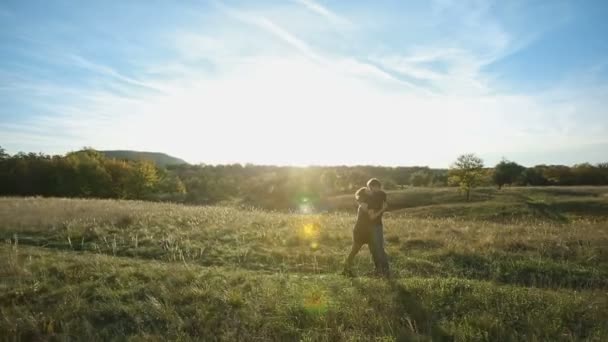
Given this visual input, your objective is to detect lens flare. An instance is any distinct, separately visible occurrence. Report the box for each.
[300,223,320,240]
[303,289,328,315]
[298,196,314,214]
[297,221,322,249]
[299,203,313,214]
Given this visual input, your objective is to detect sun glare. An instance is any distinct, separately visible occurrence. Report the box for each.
[300,223,319,240]
[298,197,314,214]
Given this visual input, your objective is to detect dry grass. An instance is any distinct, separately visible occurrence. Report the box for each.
[1,193,608,340]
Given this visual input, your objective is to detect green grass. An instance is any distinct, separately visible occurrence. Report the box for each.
[1,189,608,341]
[381,186,608,222]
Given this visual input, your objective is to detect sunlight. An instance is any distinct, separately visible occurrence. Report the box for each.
[45,49,577,168]
[88,56,505,167]
[298,220,323,251]
[298,196,314,214]
[302,288,328,315]
[2,0,608,339]
[299,222,320,240]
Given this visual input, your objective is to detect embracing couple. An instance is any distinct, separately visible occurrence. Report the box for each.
[344,178,390,277]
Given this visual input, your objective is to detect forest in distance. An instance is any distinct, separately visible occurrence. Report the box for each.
[1,146,607,210]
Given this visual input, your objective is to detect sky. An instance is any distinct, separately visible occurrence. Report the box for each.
[1,0,607,167]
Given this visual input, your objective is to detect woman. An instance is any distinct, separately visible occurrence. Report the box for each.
[343,187,375,276]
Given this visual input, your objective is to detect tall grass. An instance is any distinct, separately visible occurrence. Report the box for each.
[1,193,608,340]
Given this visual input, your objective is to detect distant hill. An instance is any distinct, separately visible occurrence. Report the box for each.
[100,150,188,167]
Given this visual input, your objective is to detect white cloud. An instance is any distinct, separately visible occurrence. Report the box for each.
[294,0,351,28]
[68,54,166,93]
[2,0,607,167]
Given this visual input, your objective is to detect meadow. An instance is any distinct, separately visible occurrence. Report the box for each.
[1,187,608,341]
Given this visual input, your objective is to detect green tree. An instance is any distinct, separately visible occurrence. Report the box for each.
[493,159,525,189]
[409,170,430,187]
[448,154,484,201]
[103,159,134,198]
[154,172,187,202]
[542,165,574,185]
[571,163,603,185]
[521,167,548,186]
[598,163,608,184]
[431,170,448,187]
[320,169,339,194]
[382,178,398,190]
[127,161,160,199]
[0,146,9,161]
[66,149,112,197]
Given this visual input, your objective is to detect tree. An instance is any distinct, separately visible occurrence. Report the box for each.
[320,169,339,194]
[431,170,448,187]
[382,178,398,190]
[493,159,525,189]
[448,154,484,201]
[155,173,187,201]
[103,159,134,198]
[0,146,9,161]
[521,167,547,186]
[128,160,160,199]
[66,149,112,197]
[598,163,608,184]
[410,170,430,187]
[542,165,574,185]
[571,163,604,185]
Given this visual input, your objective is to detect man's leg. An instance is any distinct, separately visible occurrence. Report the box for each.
[369,230,381,270]
[371,224,389,276]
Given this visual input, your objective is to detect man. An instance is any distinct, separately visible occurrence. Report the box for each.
[342,186,374,277]
[365,178,390,276]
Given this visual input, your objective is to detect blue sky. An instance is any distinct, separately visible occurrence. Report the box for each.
[1,0,607,167]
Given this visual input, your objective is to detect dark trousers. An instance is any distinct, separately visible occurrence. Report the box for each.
[370,224,389,275]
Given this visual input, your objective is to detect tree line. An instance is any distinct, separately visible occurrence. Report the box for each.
[1,146,607,208]
[0,148,185,201]
[448,154,608,201]
[492,159,608,187]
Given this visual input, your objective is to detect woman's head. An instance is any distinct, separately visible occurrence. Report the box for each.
[355,187,370,201]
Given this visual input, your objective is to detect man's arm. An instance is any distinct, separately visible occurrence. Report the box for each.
[368,201,388,220]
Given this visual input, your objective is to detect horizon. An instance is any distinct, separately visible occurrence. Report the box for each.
[1,1,608,167]
[4,147,605,169]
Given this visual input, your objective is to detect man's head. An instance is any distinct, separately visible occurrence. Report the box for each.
[366,178,382,193]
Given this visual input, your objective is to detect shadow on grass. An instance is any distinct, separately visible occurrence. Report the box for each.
[552,199,608,217]
[350,277,454,341]
[525,201,569,222]
[437,252,608,290]
[401,239,445,251]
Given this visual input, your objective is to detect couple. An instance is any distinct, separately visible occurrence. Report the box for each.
[344,178,390,277]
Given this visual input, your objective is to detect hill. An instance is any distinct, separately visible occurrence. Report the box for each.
[327,186,608,222]
[1,190,607,340]
[100,150,187,167]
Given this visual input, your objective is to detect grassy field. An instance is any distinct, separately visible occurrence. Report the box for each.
[1,187,608,341]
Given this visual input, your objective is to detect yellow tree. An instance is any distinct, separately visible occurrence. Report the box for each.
[127,160,160,199]
[103,159,134,198]
[449,154,484,201]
